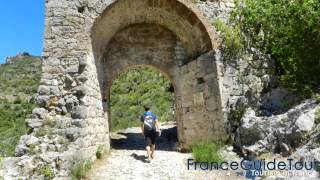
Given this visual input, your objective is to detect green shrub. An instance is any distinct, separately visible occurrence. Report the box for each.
[0,101,35,156]
[192,141,223,162]
[315,108,320,125]
[315,95,320,103]
[229,106,247,124]
[35,128,47,137]
[232,0,320,98]
[40,165,54,179]
[71,158,92,180]
[27,144,37,155]
[13,97,23,104]
[213,18,244,55]
[96,145,104,159]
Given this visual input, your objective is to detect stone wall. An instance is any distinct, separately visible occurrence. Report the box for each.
[195,0,275,130]
[179,51,225,146]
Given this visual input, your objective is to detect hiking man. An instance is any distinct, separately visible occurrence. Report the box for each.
[140,105,161,162]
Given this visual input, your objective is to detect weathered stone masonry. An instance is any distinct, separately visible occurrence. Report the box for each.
[6,0,224,178]
[1,0,275,179]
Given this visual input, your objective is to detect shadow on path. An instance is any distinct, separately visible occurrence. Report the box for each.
[130,153,148,163]
[111,125,178,151]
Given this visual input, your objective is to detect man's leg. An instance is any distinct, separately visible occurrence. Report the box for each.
[145,133,152,162]
[151,144,156,159]
[151,132,156,159]
[146,145,152,160]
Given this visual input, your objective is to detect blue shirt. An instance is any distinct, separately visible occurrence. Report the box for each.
[140,111,157,131]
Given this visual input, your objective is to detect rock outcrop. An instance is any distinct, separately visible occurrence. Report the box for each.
[235,99,320,161]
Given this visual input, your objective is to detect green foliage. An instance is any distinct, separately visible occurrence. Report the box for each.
[0,55,41,100]
[96,145,104,159]
[35,127,48,137]
[233,0,320,98]
[40,165,54,179]
[314,94,320,103]
[0,100,36,156]
[71,158,92,180]
[110,67,174,131]
[213,18,244,55]
[192,141,223,162]
[27,144,37,155]
[229,106,247,124]
[315,107,320,125]
[0,156,3,168]
[13,97,23,104]
[0,54,41,157]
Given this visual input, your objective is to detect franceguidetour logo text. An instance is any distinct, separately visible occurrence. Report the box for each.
[187,158,319,178]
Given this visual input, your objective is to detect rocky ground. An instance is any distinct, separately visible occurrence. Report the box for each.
[87,122,245,180]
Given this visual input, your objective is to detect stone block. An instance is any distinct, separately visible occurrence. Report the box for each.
[193,92,205,107]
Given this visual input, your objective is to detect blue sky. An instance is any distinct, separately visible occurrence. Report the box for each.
[0,1,45,64]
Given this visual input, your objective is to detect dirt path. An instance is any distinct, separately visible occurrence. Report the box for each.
[88,123,246,180]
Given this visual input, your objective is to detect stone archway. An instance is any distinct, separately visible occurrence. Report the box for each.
[91,0,226,149]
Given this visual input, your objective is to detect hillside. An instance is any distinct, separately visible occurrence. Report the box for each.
[0,52,42,100]
[0,53,42,156]
[110,67,174,131]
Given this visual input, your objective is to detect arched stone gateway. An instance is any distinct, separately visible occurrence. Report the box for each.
[96,22,225,149]
[8,0,228,178]
[91,0,226,149]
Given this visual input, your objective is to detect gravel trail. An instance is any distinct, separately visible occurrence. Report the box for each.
[88,123,245,180]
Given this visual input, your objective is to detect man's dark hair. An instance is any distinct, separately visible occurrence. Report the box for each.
[144,105,150,111]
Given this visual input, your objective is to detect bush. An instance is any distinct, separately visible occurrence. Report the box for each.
[35,128,47,137]
[0,101,35,156]
[232,0,320,98]
[13,97,23,104]
[96,145,104,159]
[213,18,244,55]
[40,165,54,179]
[192,141,223,162]
[229,106,247,124]
[315,108,320,125]
[71,158,92,180]
[315,94,320,103]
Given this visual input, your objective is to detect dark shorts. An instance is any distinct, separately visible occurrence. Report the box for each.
[144,130,157,146]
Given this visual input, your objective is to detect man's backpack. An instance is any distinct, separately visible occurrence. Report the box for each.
[143,113,156,131]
